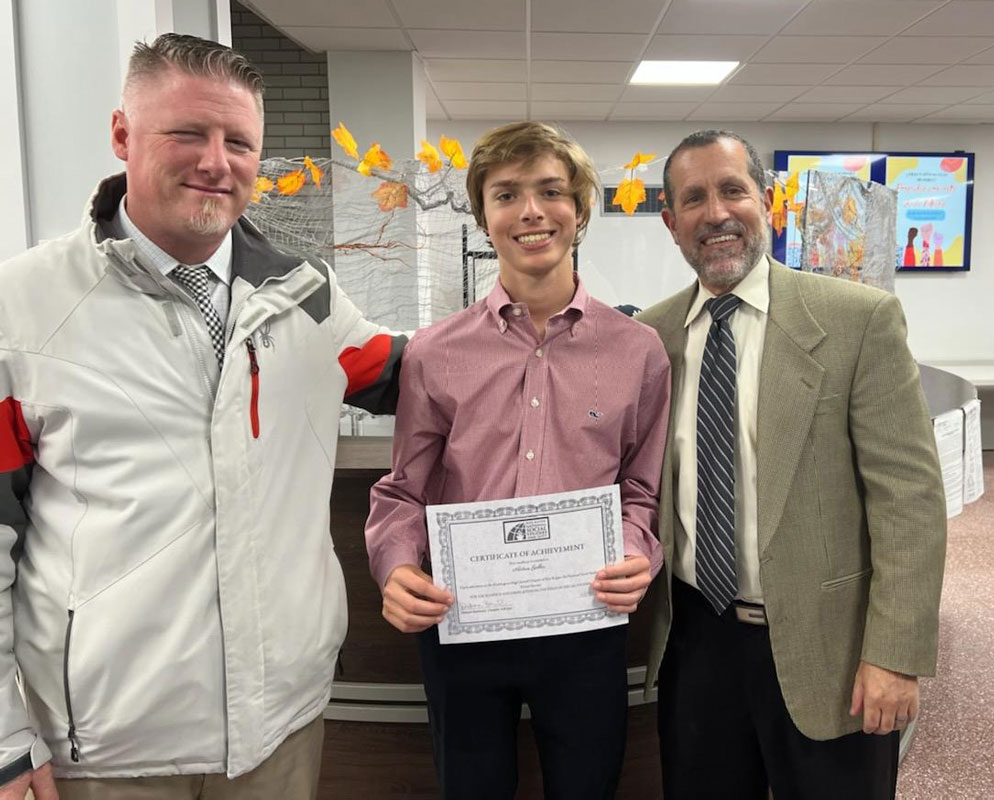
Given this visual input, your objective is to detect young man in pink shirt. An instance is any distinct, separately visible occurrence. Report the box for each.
[365,122,670,799]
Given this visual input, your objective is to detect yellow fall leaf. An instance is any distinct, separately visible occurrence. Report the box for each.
[612,178,646,216]
[785,171,800,202]
[771,181,786,236]
[439,135,467,169]
[276,170,306,196]
[304,155,324,188]
[252,176,274,202]
[623,151,657,170]
[357,143,392,176]
[417,140,443,173]
[371,181,409,212]
[332,122,359,159]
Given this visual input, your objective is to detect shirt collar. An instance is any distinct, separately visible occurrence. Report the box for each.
[486,274,587,333]
[115,196,232,286]
[684,253,770,328]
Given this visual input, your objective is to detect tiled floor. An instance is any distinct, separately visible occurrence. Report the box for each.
[897,451,994,799]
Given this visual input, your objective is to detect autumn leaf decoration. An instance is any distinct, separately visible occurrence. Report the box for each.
[276,170,306,197]
[252,176,274,203]
[372,181,409,212]
[417,140,443,173]
[304,155,324,188]
[439,136,468,169]
[612,151,657,215]
[357,143,392,176]
[332,122,359,159]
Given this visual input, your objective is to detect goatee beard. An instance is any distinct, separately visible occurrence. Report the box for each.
[187,197,230,236]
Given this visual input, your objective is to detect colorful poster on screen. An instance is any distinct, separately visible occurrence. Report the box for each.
[887,156,971,270]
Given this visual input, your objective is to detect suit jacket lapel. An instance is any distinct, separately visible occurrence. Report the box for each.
[756,264,826,554]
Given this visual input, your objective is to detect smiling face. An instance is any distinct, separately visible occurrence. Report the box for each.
[481,153,581,287]
[111,66,262,264]
[662,138,772,294]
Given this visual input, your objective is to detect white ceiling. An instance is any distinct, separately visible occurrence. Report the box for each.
[241,0,994,124]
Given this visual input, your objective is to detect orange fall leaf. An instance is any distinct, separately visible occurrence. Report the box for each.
[276,170,306,196]
[623,151,657,170]
[371,181,409,212]
[358,143,392,176]
[612,178,646,216]
[332,122,359,159]
[417,140,443,173]
[304,156,324,188]
[251,176,274,202]
[439,135,467,169]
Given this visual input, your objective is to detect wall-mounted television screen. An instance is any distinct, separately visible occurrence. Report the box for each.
[773,150,975,272]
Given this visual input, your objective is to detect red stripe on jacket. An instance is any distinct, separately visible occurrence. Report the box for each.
[338,334,392,397]
[0,397,33,472]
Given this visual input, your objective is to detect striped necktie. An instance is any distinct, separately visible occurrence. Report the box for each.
[695,293,742,614]
[171,265,226,368]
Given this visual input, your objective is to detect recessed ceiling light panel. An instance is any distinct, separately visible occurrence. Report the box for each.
[630,60,739,85]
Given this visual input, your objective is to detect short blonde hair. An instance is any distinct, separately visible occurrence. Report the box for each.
[466,121,600,246]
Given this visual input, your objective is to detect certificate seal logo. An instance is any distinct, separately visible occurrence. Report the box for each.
[503,517,551,543]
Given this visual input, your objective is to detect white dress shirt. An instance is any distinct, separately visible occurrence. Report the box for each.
[672,255,770,604]
[115,197,233,326]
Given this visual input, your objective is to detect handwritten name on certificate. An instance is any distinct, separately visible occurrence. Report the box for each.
[426,484,626,644]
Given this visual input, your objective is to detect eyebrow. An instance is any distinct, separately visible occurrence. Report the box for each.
[488,176,568,191]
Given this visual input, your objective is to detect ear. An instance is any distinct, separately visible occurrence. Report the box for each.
[763,185,774,224]
[110,109,130,162]
[661,207,679,244]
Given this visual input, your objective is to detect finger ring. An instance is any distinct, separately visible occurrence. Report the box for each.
[896,716,909,723]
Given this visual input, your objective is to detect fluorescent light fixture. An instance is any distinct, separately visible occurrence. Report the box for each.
[630,60,738,85]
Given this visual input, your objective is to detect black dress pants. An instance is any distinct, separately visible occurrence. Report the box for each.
[417,624,629,800]
[657,578,899,800]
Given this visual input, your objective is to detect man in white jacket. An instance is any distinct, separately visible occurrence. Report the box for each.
[0,34,403,800]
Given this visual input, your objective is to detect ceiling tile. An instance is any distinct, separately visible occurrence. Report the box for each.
[610,102,700,120]
[687,102,786,121]
[840,104,949,122]
[432,82,527,101]
[530,60,635,83]
[824,63,945,85]
[444,100,527,119]
[709,84,805,102]
[530,101,613,119]
[644,35,767,61]
[918,64,994,86]
[283,26,409,51]
[963,90,994,104]
[424,59,527,83]
[965,45,994,64]
[620,85,716,102]
[531,83,623,102]
[903,0,994,36]
[765,103,865,121]
[859,36,994,64]
[795,85,897,104]
[531,0,667,34]
[880,86,987,104]
[751,36,887,64]
[917,104,994,122]
[251,0,397,28]
[393,0,525,30]
[657,0,809,35]
[407,30,525,59]
[782,1,944,36]
[530,33,649,61]
[729,63,842,85]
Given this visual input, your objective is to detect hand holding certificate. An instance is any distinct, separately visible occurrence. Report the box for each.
[426,484,628,644]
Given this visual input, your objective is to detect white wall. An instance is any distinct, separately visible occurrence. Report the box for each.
[429,119,993,364]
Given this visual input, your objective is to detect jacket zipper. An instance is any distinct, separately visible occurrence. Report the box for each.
[63,610,81,762]
[246,339,260,439]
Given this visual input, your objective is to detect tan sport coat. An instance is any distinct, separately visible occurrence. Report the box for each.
[638,260,946,740]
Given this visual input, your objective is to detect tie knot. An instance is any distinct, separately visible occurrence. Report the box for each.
[706,293,741,323]
[172,265,211,295]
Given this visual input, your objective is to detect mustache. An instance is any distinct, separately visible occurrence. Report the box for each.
[695,221,746,240]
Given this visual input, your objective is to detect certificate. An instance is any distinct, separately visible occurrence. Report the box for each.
[426,484,626,644]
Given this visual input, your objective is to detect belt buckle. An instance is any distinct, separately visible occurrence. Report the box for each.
[734,602,768,626]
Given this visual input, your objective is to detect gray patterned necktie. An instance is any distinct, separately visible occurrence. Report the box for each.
[171,265,225,368]
[695,293,742,614]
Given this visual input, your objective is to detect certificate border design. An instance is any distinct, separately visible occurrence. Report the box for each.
[434,491,620,638]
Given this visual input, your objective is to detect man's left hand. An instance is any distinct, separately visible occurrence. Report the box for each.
[849,660,919,735]
[591,556,652,613]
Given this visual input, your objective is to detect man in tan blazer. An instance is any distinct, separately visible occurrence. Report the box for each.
[638,130,946,799]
